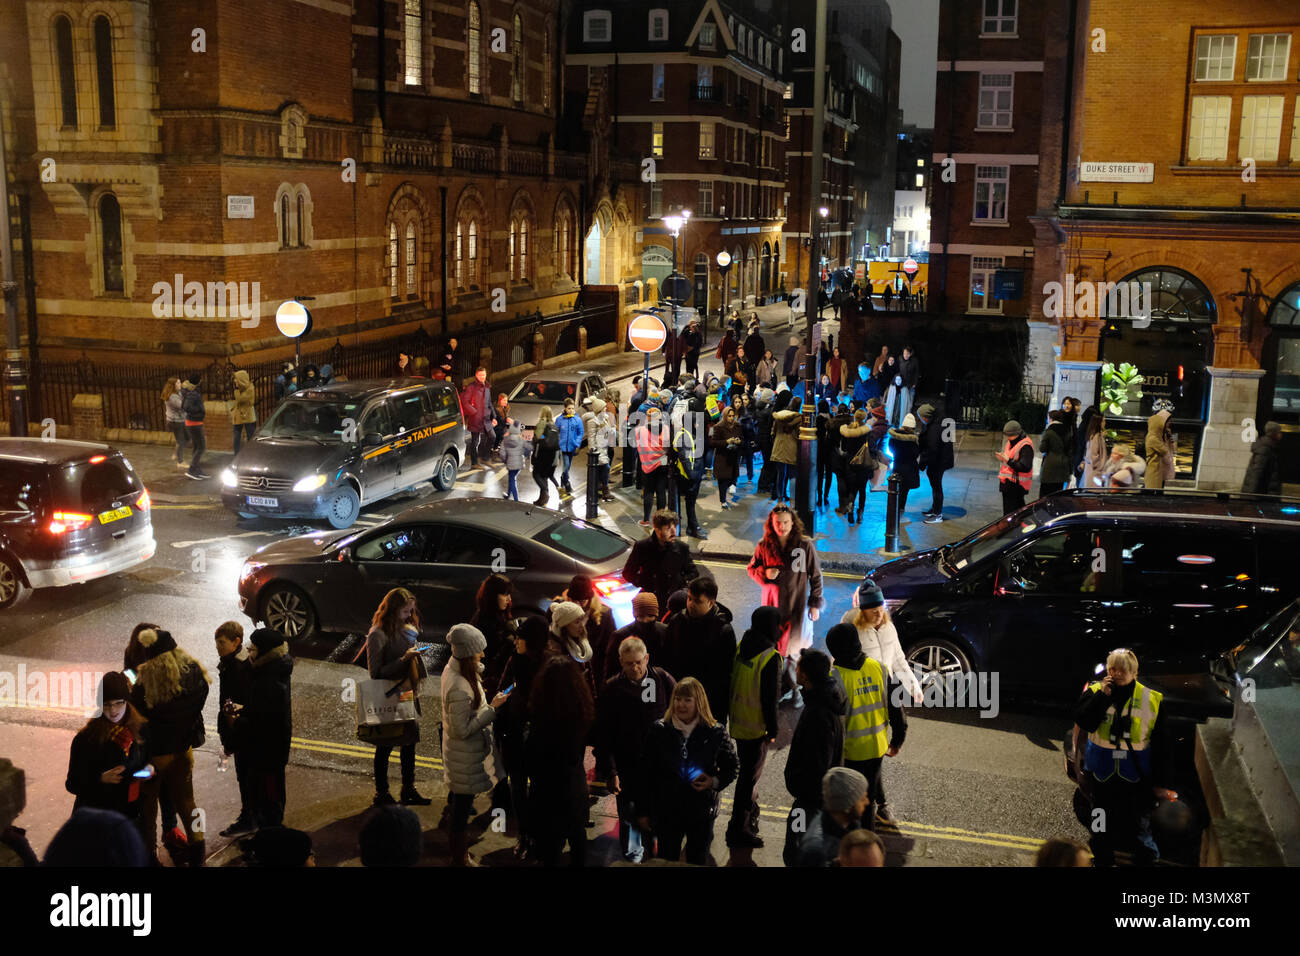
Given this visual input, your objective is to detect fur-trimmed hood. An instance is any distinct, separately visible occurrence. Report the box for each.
[773,409,802,423]
[252,642,290,669]
[839,422,869,438]
[888,427,918,443]
[136,647,210,708]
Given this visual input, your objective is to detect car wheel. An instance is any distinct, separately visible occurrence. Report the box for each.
[325,486,361,529]
[0,553,32,610]
[261,584,317,640]
[905,638,973,705]
[432,453,459,491]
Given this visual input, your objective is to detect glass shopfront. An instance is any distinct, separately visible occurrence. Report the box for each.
[1099,268,1214,480]
[1258,282,1300,488]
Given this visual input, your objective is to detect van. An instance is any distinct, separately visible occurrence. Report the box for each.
[220,378,466,528]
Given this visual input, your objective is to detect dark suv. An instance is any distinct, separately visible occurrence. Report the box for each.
[864,490,1300,706]
[0,439,156,609]
[220,379,466,529]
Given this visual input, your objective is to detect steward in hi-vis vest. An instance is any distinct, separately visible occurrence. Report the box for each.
[725,606,783,847]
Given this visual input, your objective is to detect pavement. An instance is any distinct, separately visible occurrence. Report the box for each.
[119,300,1010,573]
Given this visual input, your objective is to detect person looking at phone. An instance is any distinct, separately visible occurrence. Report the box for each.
[635,677,738,864]
[65,672,151,827]
[365,588,432,808]
[495,616,551,861]
[230,629,295,829]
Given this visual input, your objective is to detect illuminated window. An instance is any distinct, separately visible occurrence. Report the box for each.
[1188,96,1231,160]
[699,122,714,158]
[404,0,422,85]
[99,194,124,293]
[970,256,1003,313]
[1246,34,1290,81]
[973,165,1008,222]
[700,23,716,50]
[389,223,399,296]
[977,73,1013,128]
[652,121,663,157]
[651,62,664,100]
[1240,95,1284,161]
[1194,35,1236,81]
[467,2,481,94]
[405,222,417,294]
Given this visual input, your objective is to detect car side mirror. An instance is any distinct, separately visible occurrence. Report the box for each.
[336,548,353,563]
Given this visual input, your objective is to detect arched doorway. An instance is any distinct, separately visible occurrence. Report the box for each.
[1260,280,1300,487]
[641,244,673,288]
[745,245,757,304]
[760,242,772,297]
[729,245,742,306]
[693,253,709,315]
[1100,267,1215,481]
[585,206,613,284]
[772,241,781,293]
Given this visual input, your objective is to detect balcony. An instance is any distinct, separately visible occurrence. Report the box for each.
[735,92,750,113]
[691,84,727,104]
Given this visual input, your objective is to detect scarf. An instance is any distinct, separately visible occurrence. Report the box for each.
[106,722,141,802]
[671,715,699,737]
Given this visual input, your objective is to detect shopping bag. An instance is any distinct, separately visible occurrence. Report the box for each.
[356,678,418,726]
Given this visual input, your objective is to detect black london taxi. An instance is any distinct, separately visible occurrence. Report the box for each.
[220,378,466,528]
[0,439,156,609]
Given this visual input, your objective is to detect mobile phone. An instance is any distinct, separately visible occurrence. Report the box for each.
[132,767,154,780]
[123,668,136,684]
[413,643,434,652]
[501,683,515,696]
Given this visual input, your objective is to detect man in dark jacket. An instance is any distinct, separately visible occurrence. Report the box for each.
[898,346,919,398]
[214,622,255,837]
[726,606,783,849]
[1242,421,1283,495]
[594,634,676,862]
[181,378,209,479]
[682,318,704,381]
[622,510,702,608]
[461,366,495,467]
[796,767,871,866]
[233,628,294,829]
[743,324,765,393]
[1038,409,1073,497]
[783,337,802,390]
[661,577,737,722]
[605,592,669,684]
[439,337,458,379]
[917,401,955,524]
[783,649,847,865]
[757,389,787,493]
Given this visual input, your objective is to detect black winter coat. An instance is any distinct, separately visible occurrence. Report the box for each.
[130,655,209,756]
[65,720,151,816]
[662,603,738,722]
[784,675,847,806]
[888,428,921,490]
[593,667,676,785]
[236,644,293,766]
[496,651,543,744]
[683,327,704,356]
[604,619,669,686]
[1242,438,1282,495]
[181,388,205,422]
[636,719,739,828]
[217,650,253,753]
[919,402,955,473]
[622,536,700,608]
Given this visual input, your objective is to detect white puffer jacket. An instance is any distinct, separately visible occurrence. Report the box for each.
[839,610,924,703]
[440,665,499,796]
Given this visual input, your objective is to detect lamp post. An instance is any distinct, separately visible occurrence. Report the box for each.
[796,0,828,536]
[0,99,29,436]
[716,250,732,346]
[817,206,830,319]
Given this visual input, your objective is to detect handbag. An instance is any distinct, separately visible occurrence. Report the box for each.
[850,441,874,469]
[355,677,420,743]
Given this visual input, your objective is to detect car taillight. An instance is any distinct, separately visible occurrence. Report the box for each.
[594,575,632,597]
[136,489,151,511]
[49,511,93,534]
[88,454,107,464]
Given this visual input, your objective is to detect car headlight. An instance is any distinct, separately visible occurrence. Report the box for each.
[293,473,328,492]
[221,468,237,488]
[239,560,266,584]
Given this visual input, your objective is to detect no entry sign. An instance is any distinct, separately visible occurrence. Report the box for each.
[628,314,667,353]
[903,257,919,277]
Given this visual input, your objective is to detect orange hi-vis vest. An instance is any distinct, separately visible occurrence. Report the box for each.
[999,435,1033,491]
[637,422,667,472]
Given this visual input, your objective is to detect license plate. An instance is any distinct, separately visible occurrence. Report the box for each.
[97,506,131,524]
[246,496,278,508]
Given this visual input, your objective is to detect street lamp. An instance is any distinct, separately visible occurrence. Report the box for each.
[817,207,830,319]
[716,250,732,343]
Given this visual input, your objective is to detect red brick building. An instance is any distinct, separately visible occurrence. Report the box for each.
[566,0,788,322]
[0,0,641,381]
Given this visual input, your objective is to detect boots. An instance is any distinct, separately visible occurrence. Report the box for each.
[400,785,432,806]
[162,825,188,867]
[448,832,480,867]
[857,507,865,524]
[188,841,207,868]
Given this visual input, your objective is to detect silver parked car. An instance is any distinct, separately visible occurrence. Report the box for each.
[505,371,612,431]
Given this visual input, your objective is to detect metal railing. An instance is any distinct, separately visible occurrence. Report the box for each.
[945,379,1054,429]
[691,84,726,103]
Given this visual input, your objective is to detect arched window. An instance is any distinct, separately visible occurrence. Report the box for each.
[389,223,399,296]
[281,194,291,247]
[55,16,77,128]
[404,0,423,86]
[519,218,529,280]
[296,195,307,248]
[94,16,116,127]
[1269,282,1300,326]
[405,221,417,294]
[555,203,574,279]
[512,13,524,103]
[509,221,516,279]
[468,220,479,287]
[467,2,482,94]
[99,194,124,293]
[455,222,464,287]
[1113,267,1216,324]
[543,27,552,110]
[458,217,481,289]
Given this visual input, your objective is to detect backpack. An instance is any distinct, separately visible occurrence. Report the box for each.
[540,422,560,452]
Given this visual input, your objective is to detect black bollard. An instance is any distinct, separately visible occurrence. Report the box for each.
[585,443,599,520]
[884,471,901,552]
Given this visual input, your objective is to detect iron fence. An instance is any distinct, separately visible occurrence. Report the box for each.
[946,379,1054,430]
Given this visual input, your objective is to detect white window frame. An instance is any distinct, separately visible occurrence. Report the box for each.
[980,0,1017,37]
[649,181,663,218]
[1188,95,1232,161]
[699,121,715,159]
[970,256,1005,313]
[1240,95,1284,161]
[583,10,612,43]
[700,22,716,51]
[1246,33,1291,82]
[973,164,1009,222]
[977,72,1014,129]
[1194,35,1237,81]
[651,62,665,100]
[648,9,668,42]
[698,180,713,216]
[652,121,664,157]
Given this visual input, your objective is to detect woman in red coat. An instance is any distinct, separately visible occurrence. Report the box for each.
[746,505,825,657]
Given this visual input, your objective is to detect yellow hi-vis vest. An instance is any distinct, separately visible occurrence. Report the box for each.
[835,658,889,761]
[1087,680,1162,752]
[730,646,779,741]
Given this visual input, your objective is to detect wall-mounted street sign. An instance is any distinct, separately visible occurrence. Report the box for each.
[1079,162,1154,183]
[226,195,255,218]
[993,269,1024,300]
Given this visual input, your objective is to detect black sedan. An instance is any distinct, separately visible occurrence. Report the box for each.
[237,498,638,641]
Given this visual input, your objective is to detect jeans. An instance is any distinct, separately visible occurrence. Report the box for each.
[232,422,256,453]
[654,818,715,865]
[186,424,206,475]
[641,467,668,521]
[170,421,188,462]
[252,759,286,827]
[138,749,203,857]
[844,757,884,830]
[469,430,493,466]
[448,791,475,835]
[507,469,520,500]
[742,450,754,480]
[718,477,735,505]
[771,462,793,500]
[561,451,576,485]
[729,737,769,837]
[594,462,610,494]
[927,468,945,514]
[373,741,417,793]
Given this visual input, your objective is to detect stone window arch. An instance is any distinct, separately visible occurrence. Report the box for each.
[54,14,78,128]
[509,191,535,283]
[467,2,482,95]
[1114,267,1216,324]
[388,195,424,300]
[275,183,314,248]
[92,14,116,128]
[280,104,307,160]
[455,189,488,292]
[554,193,577,280]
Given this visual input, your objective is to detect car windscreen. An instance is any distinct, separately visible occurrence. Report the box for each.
[536,518,628,562]
[262,397,362,442]
[941,504,1055,571]
[49,457,141,510]
[513,380,579,403]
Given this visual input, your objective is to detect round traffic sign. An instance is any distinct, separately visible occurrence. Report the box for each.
[716,250,732,269]
[663,272,692,306]
[903,257,919,277]
[275,300,311,338]
[627,313,667,353]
